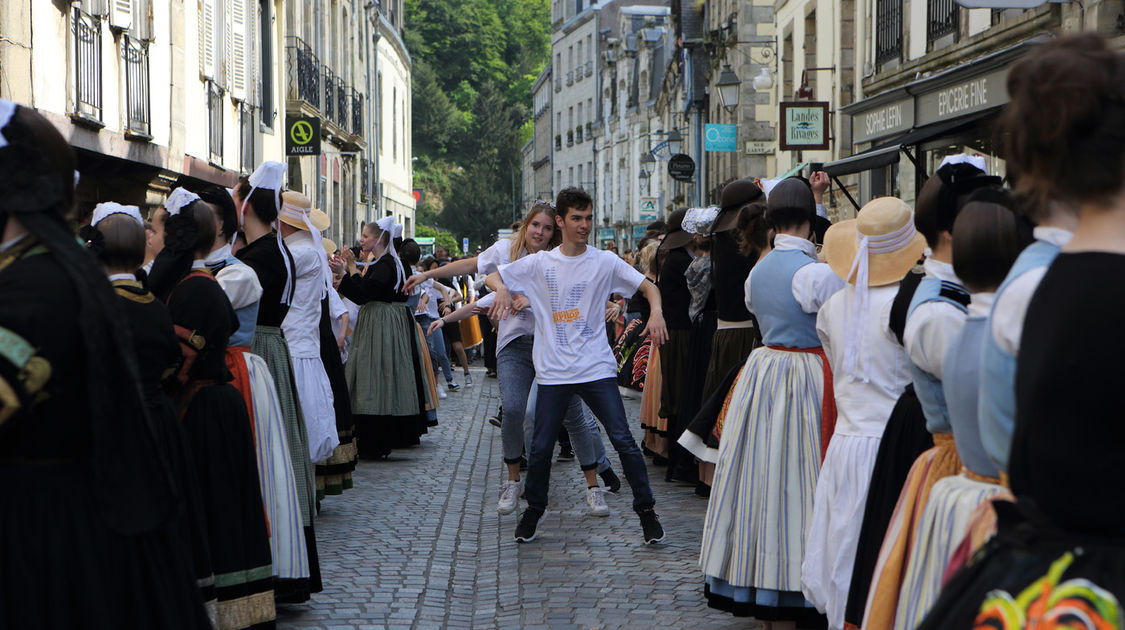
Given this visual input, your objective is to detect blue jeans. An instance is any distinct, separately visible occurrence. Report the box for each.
[497,337,609,473]
[525,382,609,473]
[416,314,453,382]
[526,377,655,513]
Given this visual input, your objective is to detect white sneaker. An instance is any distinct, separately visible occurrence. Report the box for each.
[438,384,448,399]
[498,480,521,515]
[586,487,610,517]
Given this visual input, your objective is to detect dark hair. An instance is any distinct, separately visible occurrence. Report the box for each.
[419,255,437,270]
[737,200,770,258]
[509,221,521,231]
[197,185,238,240]
[915,163,999,248]
[184,200,218,256]
[1003,33,1125,211]
[555,187,593,218]
[400,239,421,265]
[765,178,816,232]
[234,177,280,223]
[952,188,1035,293]
[95,214,146,271]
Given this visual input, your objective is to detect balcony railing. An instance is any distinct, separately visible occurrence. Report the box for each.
[585,61,593,77]
[352,89,363,136]
[336,79,348,128]
[876,0,904,66]
[123,34,150,137]
[286,36,321,110]
[566,70,574,86]
[207,81,224,162]
[575,65,583,82]
[73,7,102,122]
[927,0,959,45]
[322,66,336,123]
[239,103,255,173]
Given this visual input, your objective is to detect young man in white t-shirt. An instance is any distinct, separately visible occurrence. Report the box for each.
[486,187,669,544]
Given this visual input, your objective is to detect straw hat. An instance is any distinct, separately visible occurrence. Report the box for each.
[278,190,330,232]
[321,237,338,256]
[822,197,926,286]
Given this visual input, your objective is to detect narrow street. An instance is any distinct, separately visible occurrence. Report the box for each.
[277,367,759,629]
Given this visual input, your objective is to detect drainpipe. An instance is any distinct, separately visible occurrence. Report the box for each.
[364,1,376,225]
[373,23,382,218]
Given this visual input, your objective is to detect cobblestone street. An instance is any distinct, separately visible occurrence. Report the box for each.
[277,367,760,629]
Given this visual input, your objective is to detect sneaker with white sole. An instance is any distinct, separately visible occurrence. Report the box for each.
[497,480,521,515]
[438,384,448,399]
[514,508,543,542]
[464,373,474,388]
[586,487,610,517]
[447,381,461,392]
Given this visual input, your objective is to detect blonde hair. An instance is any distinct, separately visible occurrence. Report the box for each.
[509,201,561,261]
[638,240,660,278]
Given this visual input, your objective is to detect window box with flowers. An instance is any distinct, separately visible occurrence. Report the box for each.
[566,130,574,146]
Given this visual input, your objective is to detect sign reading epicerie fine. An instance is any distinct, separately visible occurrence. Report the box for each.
[780,102,830,151]
[915,66,1010,127]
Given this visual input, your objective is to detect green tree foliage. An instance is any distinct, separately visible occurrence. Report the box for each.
[408,0,548,244]
[414,223,461,257]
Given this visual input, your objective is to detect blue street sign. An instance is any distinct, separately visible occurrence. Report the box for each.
[462,237,469,254]
[704,124,738,152]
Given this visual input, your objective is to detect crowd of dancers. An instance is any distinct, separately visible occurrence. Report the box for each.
[4,32,1125,630]
[617,34,1125,630]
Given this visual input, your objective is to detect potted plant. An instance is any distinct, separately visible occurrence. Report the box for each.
[555,133,562,149]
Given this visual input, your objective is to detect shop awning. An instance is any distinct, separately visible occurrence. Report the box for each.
[822,146,899,177]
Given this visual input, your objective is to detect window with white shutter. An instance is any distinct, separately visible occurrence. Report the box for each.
[231,0,247,100]
[199,0,216,79]
[133,0,152,41]
[109,0,133,30]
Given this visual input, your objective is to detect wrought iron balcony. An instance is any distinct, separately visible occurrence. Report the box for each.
[927,0,959,45]
[286,36,321,110]
[876,0,904,66]
[336,79,348,128]
[352,89,363,137]
[239,103,255,174]
[322,66,337,123]
[207,81,224,162]
[73,7,102,122]
[123,34,150,137]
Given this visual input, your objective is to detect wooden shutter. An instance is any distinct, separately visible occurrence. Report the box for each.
[109,0,133,29]
[230,0,247,100]
[199,0,216,79]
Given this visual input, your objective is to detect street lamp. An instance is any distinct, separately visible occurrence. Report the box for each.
[751,67,774,91]
[715,64,741,113]
[667,129,683,154]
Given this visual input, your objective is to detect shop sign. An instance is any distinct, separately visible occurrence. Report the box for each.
[745,141,775,155]
[667,154,696,182]
[632,225,647,239]
[915,67,1010,127]
[704,124,738,152]
[853,97,915,144]
[780,101,830,151]
[285,116,320,156]
[638,197,659,222]
[596,228,616,242]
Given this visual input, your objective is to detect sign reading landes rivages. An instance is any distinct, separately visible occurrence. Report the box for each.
[286,116,321,156]
[780,102,830,151]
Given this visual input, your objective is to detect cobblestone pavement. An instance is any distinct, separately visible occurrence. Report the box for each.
[278,367,761,630]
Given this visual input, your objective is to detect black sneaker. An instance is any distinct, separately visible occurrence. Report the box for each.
[638,509,665,544]
[600,468,622,493]
[447,381,461,392]
[514,508,543,543]
[556,446,575,462]
[488,407,503,428]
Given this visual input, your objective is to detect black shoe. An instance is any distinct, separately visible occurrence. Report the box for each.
[519,457,528,471]
[556,446,575,462]
[486,370,498,378]
[638,509,665,544]
[514,508,543,543]
[447,381,461,392]
[488,407,503,428]
[600,468,622,493]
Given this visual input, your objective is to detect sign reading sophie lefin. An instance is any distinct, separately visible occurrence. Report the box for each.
[779,101,830,151]
[285,116,321,156]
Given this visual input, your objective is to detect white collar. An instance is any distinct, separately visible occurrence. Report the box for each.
[0,233,29,253]
[108,273,137,282]
[773,233,818,259]
[1033,226,1074,248]
[205,244,232,265]
[968,291,995,318]
[923,257,961,284]
[191,259,207,271]
[283,229,313,244]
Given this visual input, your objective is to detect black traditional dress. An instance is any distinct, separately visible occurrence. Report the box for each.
[0,237,208,630]
[338,255,430,458]
[236,232,322,598]
[167,266,276,629]
[315,293,357,498]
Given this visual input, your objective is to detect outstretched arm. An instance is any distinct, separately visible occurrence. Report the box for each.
[484,271,516,320]
[402,256,478,293]
[637,279,667,345]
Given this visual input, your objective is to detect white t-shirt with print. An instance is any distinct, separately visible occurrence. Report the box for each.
[477,238,537,353]
[475,292,535,353]
[499,246,645,385]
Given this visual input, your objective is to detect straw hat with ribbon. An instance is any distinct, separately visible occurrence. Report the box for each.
[279,190,332,296]
[91,202,143,227]
[822,196,926,380]
[321,237,338,256]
